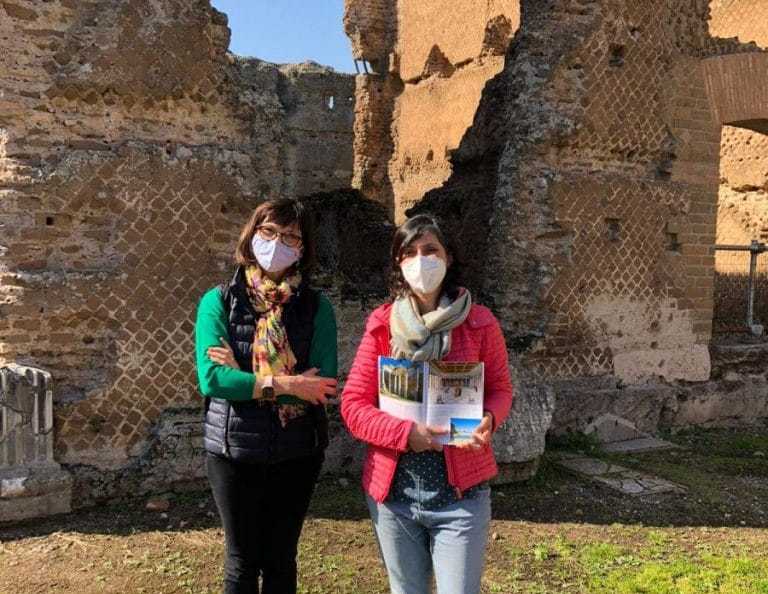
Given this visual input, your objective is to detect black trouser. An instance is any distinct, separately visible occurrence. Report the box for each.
[206,452,324,594]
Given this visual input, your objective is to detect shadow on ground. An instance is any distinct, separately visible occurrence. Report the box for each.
[1,426,766,544]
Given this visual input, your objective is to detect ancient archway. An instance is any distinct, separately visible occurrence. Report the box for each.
[702,52,768,333]
[703,53,768,133]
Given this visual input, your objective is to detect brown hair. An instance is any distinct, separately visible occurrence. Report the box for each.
[234,198,316,273]
[388,214,462,301]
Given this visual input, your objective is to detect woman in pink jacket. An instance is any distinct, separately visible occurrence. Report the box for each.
[341,214,514,594]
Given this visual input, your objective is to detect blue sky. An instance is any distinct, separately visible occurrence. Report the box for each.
[210,0,354,73]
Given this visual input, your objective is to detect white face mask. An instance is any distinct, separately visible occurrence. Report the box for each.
[401,255,447,294]
[251,235,301,273]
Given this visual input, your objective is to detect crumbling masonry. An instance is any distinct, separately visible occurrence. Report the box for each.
[344,0,768,459]
[0,0,377,516]
[0,0,767,519]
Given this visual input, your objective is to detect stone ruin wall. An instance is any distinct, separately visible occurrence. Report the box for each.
[706,2,768,336]
[525,1,719,388]
[0,0,374,506]
[1,0,767,514]
[717,126,768,245]
[345,0,768,442]
[387,1,520,222]
[345,0,520,221]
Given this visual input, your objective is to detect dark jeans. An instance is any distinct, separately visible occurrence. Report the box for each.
[206,452,324,594]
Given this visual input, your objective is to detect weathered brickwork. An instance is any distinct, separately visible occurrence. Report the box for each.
[0,0,356,504]
[344,0,395,64]
[527,2,722,383]
[705,6,768,337]
[708,6,768,255]
[530,177,710,383]
[279,64,356,197]
[3,153,241,467]
[345,0,520,219]
[389,2,520,219]
[346,0,768,438]
[1,0,767,514]
[348,75,402,215]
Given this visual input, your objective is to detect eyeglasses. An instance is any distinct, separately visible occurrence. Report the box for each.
[256,225,303,248]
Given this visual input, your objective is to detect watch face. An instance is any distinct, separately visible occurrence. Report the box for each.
[262,386,275,400]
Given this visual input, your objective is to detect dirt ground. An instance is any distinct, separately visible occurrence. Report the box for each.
[0,426,766,594]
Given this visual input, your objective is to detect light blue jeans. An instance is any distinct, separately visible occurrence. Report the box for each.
[366,488,492,594]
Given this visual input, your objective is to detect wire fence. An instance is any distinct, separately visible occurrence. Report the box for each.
[713,241,768,335]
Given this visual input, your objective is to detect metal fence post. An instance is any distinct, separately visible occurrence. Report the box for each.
[713,241,767,336]
[747,240,766,336]
[747,240,757,329]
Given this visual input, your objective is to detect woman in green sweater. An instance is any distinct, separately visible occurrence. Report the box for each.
[194,197,337,594]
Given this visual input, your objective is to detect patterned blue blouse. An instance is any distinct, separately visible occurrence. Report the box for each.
[387,450,487,510]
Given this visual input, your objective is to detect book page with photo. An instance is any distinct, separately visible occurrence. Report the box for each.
[377,357,484,445]
[425,361,484,445]
[377,356,426,425]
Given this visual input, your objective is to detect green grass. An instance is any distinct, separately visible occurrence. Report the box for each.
[592,554,768,594]
[483,533,768,594]
[483,426,768,594]
[2,426,767,594]
[547,429,604,456]
[655,426,768,464]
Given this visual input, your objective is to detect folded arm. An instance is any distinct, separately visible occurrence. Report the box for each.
[195,288,255,401]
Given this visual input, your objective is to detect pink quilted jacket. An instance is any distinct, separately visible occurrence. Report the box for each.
[341,302,514,503]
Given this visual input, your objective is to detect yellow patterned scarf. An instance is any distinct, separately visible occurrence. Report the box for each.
[245,266,307,427]
[244,266,307,425]
[244,265,301,377]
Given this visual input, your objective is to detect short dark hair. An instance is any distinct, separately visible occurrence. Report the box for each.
[388,214,463,301]
[234,198,316,273]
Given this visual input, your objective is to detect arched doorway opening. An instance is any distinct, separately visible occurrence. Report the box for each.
[702,52,768,336]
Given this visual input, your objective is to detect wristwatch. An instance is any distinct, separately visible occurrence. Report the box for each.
[261,375,275,400]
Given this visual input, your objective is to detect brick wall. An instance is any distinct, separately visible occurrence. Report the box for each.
[717,126,768,245]
[343,0,395,63]
[349,75,401,212]
[345,0,768,434]
[708,2,768,248]
[344,0,520,221]
[0,0,356,495]
[392,1,519,221]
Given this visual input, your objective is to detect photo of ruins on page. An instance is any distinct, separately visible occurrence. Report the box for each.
[425,361,484,445]
[377,357,485,446]
[377,356,426,425]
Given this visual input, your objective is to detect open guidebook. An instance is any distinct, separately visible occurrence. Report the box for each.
[377,356,484,446]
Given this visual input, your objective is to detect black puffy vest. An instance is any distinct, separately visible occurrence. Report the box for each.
[203,267,329,464]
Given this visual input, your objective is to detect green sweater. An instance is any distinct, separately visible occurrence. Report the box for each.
[195,287,338,402]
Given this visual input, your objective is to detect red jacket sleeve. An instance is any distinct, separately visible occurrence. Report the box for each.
[481,316,513,431]
[340,317,413,452]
